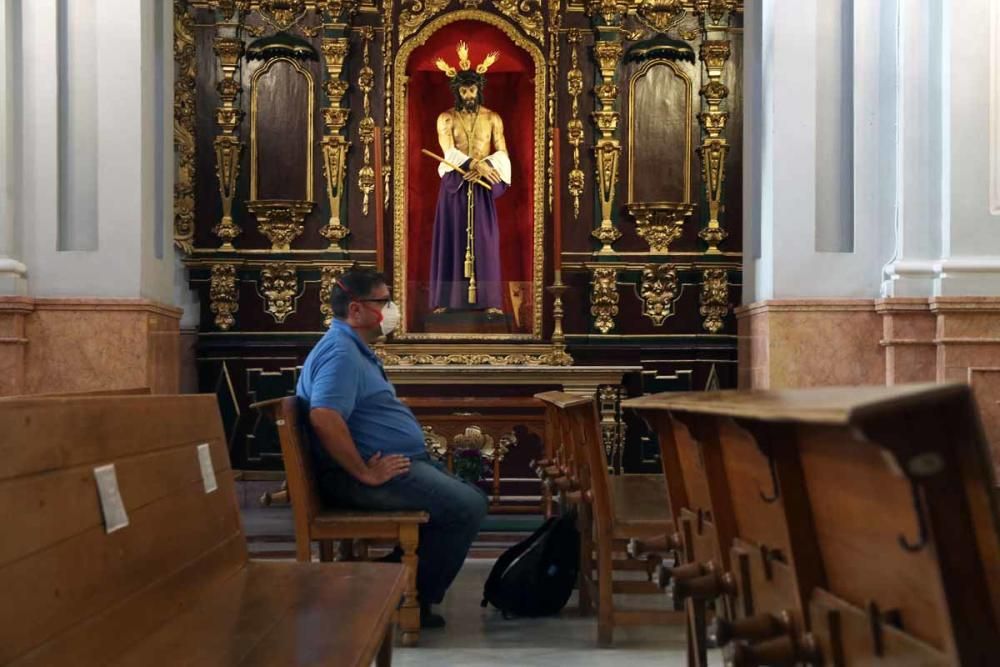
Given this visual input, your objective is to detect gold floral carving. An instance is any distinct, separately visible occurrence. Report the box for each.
[319,265,347,327]
[393,11,546,341]
[590,266,619,334]
[210,264,239,331]
[320,36,351,249]
[382,0,394,210]
[697,39,732,254]
[635,0,687,33]
[566,30,585,220]
[625,202,695,253]
[494,0,544,43]
[257,0,308,30]
[260,263,300,324]
[212,36,245,249]
[358,28,376,216]
[398,0,451,42]
[546,1,561,213]
[246,201,314,250]
[639,263,679,326]
[587,0,628,25]
[173,0,196,254]
[694,0,741,25]
[422,426,450,458]
[591,40,623,253]
[378,350,573,366]
[699,267,729,333]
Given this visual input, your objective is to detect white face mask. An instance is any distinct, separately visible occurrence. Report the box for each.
[380,301,401,336]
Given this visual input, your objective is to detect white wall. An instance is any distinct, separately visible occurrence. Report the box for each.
[0,0,27,295]
[745,0,1000,302]
[744,0,896,302]
[8,0,178,303]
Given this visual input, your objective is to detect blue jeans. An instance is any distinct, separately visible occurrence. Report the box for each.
[318,454,488,604]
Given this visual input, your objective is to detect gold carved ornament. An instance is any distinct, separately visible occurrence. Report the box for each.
[422,426,450,459]
[546,2,561,214]
[392,10,547,342]
[399,0,451,42]
[598,385,625,468]
[358,27,377,216]
[260,263,300,324]
[212,35,246,249]
[210,264,240,331]
[378,349,572,366]
[697,39,732,254]
[257,0,308,30]
[587,0,629,26]
[634,0,688,33]
[319,265,347,327]
[699,267,729,333]
[174,0,196,254]
[591,40,623,253]
[382,1,394,209]
[247,201,314,250]
[590,266,620,334]
[319,37,351,249]
[639,263,679,326]
[494,0,545,43]
[566,29,585,220]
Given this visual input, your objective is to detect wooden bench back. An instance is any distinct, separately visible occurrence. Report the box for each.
[253,396,324,561]
[627,383,1000,664]
[0,394,243,665]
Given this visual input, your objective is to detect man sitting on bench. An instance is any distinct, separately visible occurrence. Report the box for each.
[297,266,489,629]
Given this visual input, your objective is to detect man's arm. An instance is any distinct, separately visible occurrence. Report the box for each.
[310,407,409,486]
[436,111,473,179]
[475,112,510,185]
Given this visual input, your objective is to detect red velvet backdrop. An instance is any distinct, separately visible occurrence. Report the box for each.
[404,21,536,331]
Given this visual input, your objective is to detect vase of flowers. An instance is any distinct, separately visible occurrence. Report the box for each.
[454,448,485,484]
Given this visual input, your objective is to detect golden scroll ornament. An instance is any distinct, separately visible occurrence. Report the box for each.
[590,266,620,334]
[173,0,196,254]
[210,264,240,331]
[260,263,300,324]
[639,263,679,326]
[319,265,347,328]
[494,0,544,43]
[699,267,729,333]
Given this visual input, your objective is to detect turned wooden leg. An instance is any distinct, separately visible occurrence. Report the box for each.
[597,529,615,647]
[319,540,335,563]
[398,524,421,647]
[376,621,395,667]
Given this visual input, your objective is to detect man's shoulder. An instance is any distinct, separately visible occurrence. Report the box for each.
[437,109,455,123]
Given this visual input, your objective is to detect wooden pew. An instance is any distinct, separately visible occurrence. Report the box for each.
[536,391,683,645]
[625,383,1000,666]
[253,396,429,646]
[1,394,406,666]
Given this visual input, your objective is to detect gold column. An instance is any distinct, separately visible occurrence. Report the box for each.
[696,3,737,254]
[566,29,585,220]
[212,31,245,249]
[590,39,623,254]
[210,264,239,330]
[700,267,729,333]
[357,27,376,216]
[319,35,351,249]
[173,0,196,254]
[590,265,620,334]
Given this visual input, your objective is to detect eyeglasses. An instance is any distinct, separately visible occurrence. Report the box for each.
[357,297,391,305]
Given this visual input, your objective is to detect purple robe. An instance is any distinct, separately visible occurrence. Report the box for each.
[429,164,508,310]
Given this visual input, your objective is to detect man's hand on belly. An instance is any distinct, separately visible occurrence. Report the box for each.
[362,452,411,486]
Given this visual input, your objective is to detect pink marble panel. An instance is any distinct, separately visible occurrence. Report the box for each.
[969,368,1000,477]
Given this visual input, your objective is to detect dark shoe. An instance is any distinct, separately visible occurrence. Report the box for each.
[420,603,446,629]
[374,545,403,564]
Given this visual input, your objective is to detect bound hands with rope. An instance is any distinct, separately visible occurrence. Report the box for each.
[465,158,502,185]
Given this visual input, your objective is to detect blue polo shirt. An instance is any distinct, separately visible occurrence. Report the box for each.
[296,319,426,475]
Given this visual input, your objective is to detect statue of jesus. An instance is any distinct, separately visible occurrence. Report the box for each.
[429,42,510,314]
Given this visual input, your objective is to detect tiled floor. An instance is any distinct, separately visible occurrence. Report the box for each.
[237,482,722,666]
[393,559,722,667]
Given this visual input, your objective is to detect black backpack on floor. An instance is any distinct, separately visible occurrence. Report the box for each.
[480,509,580,618]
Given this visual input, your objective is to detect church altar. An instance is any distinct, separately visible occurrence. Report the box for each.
[177,0,744,476]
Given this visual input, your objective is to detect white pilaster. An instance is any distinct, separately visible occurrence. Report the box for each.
[15,0,177,302]
[0,0,27,295]
[745,0,894,303]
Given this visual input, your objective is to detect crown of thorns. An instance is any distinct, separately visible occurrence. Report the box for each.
[434,41,500,79]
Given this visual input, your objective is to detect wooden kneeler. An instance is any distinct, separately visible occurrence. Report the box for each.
[253,396,429,647]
